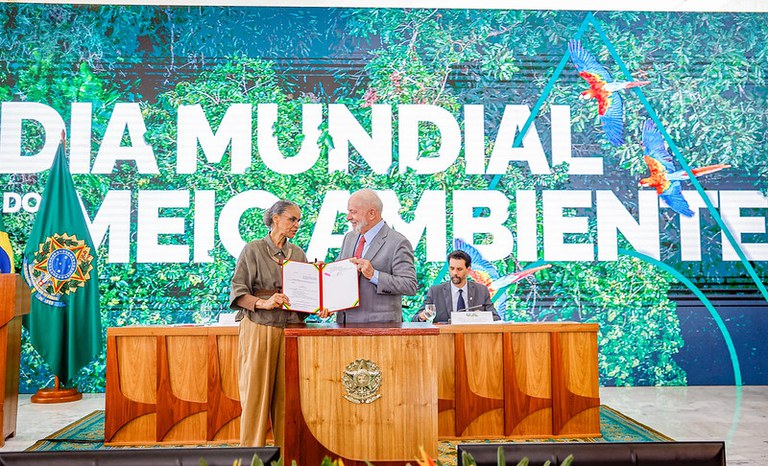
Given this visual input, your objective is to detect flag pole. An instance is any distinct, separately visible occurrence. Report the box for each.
[29,131,83,404]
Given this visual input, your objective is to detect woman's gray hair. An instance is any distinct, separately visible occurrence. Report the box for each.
[264,200,299,229]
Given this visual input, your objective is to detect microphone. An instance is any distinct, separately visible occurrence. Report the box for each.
[457,304,487,313]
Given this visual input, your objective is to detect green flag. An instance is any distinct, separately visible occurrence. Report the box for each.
[22,139,102,386]
[1,212,14,273]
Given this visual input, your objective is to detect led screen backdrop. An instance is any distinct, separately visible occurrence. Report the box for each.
[0,5,766,391]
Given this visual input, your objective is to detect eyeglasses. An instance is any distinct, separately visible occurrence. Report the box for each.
[282,215,301,225]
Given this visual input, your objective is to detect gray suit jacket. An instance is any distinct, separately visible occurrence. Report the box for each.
[337,223,417,323]
[412,280,500,323]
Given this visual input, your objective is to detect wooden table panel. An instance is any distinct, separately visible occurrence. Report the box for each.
[297,334,437,462]
[116,336,156,404]
[215,335,240,400]
[208,334,241,441]
[105,326,240,445]
[0,275,31,446]
[504,332,552,436]
[166,336,208,402]
[105,322,599,445]
[436,333,456,437]
[441,323,599,440]
[284,324,439,466]
[463,333,504,398]
[551,331,601,437]
[109,413,157,445]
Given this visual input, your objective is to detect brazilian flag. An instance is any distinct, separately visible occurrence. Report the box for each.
[22,139,102,386]
[0,212,14,273]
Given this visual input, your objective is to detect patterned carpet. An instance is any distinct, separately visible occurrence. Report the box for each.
[28,405,671,464]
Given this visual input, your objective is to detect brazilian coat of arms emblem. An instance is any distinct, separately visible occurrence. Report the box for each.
[342,358,382,404]
[23,233,95,307]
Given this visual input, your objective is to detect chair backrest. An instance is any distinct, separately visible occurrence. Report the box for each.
[0,446,280,466]
[457,441,726,466]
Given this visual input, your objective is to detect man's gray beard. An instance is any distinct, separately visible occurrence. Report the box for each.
[451,275,462,284]
[352,220,368,234]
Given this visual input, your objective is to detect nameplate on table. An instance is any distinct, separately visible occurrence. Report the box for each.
[451,311,494,324]
[218,312,238,325]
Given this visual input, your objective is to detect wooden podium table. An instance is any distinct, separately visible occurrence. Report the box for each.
[283,323,439,466]
[104,325,241,445]
[437,322,600,439]
[104,321,599,449]
[0,274,31,447]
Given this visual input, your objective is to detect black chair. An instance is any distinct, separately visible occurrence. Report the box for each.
[457,441,726,466]
[0,446,279,466]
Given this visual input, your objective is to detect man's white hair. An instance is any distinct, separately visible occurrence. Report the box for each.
[351,189,383,214]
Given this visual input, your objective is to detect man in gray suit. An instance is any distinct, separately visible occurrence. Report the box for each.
[412,249,500,323]
[337,189,418,324]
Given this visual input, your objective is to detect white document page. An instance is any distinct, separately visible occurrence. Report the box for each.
[321,259,360,312]
[282,261,321,313]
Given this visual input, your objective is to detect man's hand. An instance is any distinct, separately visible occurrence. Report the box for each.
[316,307,332,319]
[350,258,375,279]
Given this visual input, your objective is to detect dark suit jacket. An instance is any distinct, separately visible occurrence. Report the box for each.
[412,280,500,323]
[337,223,417,323]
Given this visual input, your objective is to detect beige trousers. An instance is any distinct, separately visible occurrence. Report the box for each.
[238,318,286,447]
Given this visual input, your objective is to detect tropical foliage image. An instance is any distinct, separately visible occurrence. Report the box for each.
[0,6,766,392]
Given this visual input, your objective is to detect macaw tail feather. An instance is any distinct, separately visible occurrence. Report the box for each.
[625,80,651,89]
[690,164,731,177]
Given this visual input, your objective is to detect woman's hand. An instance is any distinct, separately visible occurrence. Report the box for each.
[261,293,290,310]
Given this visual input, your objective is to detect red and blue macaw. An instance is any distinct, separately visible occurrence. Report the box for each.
[568,39,650,146]
[453,238,551,317]
[640,119,730,217]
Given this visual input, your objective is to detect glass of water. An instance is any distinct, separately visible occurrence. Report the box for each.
[424,303,436,323]
[198,302,214,324]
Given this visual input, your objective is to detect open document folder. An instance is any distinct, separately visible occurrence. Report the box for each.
[281,259,360,313]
